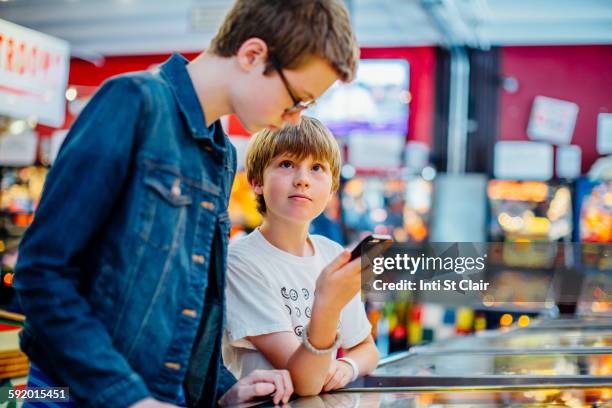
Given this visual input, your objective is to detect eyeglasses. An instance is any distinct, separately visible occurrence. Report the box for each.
[268,54,316,114]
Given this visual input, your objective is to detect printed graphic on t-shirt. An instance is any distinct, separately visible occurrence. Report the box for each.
[281,287,290,299]
[280,286,315,337]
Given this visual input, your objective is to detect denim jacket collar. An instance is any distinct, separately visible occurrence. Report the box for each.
[160,53,220,145]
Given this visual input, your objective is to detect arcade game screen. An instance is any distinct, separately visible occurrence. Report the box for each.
[341,176,431,244]
[309,59,409,136]
[578,180,611,243]
[487,180,572,242]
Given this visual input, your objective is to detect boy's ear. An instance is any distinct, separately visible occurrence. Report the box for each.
[327,189,335,203]
[250,179,263,195]
[236,38,269,72]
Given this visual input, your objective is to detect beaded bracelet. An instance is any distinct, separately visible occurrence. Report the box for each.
[301,323,342,355]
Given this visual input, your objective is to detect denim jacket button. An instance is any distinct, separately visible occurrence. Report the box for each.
[182,309,197,318]
[200,201,215,211]
[192,254,205,264]
[170,178,181,197]
[164,362,181,370]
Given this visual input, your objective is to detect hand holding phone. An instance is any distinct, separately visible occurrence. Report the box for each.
[315,235,393,312]
[349,234,393,261]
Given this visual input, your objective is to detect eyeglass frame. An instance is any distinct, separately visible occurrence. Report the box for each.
[268,54,317,114]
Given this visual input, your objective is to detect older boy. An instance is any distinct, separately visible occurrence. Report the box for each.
[13,1,358,407]
[223,117,380,396]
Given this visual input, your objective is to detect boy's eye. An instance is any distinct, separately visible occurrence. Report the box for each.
[279,160,293,168]
[312,164,323,172]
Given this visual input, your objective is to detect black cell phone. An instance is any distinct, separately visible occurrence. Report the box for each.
[349,234,393,261]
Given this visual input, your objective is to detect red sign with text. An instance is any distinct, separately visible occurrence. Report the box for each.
[0,19,69,126]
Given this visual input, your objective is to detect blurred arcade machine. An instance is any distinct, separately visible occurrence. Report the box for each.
[310,60,476,356]
[0,19,70,399]
[574,176,612,318]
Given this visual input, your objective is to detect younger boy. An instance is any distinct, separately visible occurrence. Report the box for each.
[14,1,359,407]
[223,117,380,396]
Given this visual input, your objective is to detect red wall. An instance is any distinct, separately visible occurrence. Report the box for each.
[59,48,436,146]
[499,45,612,173]
[36,53,178,136]
[68,53,191,86]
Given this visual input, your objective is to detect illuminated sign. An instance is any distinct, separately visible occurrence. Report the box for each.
[0,19,70,127]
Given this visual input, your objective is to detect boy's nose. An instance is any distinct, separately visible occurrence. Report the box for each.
[293,168,310,187]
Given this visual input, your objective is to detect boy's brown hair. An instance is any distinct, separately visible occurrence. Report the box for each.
[246,116,341,214]
[209,0,359,82]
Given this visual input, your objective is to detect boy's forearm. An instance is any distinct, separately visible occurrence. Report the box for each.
[286,345,332,395]
[307,297,342,349]
[286,299,341,396]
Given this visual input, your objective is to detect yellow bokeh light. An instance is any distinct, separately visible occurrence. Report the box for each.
[500,313,513,327]
[517,315,530,327]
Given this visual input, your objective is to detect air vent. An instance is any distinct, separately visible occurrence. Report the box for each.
[190,2,232,33]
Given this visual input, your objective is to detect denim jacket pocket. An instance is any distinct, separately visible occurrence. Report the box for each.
[138,165,193,251]
[144,175,193,207]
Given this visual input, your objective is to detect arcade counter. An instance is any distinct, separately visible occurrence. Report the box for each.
[254,317,611,407]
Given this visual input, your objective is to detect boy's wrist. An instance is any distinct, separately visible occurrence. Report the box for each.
[312,296,344,319]
[313,291,344,315]
[311,298,341,323]
[307,299,341,350]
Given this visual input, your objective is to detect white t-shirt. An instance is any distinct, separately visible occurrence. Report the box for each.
[222,229,372,379]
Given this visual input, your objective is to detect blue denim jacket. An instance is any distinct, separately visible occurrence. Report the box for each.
[14,54,237,408]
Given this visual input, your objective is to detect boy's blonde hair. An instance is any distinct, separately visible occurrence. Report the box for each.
[209,0,359,82]
[246,116,341,214]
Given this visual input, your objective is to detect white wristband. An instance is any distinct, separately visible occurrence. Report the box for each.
[337,356,359,382]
